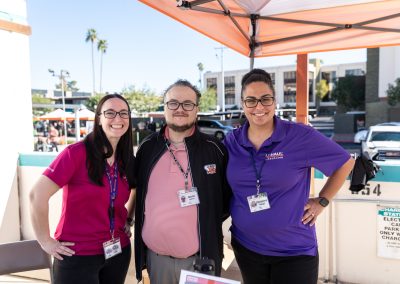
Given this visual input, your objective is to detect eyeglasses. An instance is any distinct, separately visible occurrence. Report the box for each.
[101,109,130,119]
[243,95,275,108]
[165,101,198,111]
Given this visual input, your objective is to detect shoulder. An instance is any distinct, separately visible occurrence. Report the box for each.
[197,132,227,157]
[136,132,159,154]
[67,141,87,157]
[279,119,315,137]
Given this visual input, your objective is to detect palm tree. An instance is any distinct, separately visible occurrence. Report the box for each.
[97,39,108,94]
[197,62,204,89]
[85,28,97,95]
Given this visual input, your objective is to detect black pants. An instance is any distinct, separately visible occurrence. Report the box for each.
[231,238,318,284]
[53,245,131,284]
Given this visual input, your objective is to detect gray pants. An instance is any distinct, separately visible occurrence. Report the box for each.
[146,249,197,284]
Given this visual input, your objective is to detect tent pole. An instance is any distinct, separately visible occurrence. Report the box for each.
[296,53,309,125]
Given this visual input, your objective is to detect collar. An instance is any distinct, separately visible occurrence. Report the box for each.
[238,116,286,149]
[157,124,201,147]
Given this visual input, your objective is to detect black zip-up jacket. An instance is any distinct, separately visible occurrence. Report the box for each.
[134,126,232,281]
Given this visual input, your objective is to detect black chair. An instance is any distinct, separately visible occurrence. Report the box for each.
[0,239,52,280]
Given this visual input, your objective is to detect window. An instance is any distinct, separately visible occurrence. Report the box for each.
[206,77,217,90]
[283,71,296,103]
[345,69,364,76]
[224,76,235,105]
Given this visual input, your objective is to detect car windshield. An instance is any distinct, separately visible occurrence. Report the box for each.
[370,132,400,142]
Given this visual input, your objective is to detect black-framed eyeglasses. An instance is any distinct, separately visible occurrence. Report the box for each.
[165,101,198,111]
[243,95,275,108]
[101,109,130,119]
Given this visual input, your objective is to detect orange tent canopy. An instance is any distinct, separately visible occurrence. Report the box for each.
[138,0,400,59]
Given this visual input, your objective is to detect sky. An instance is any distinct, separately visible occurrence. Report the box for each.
[27,0,367,95]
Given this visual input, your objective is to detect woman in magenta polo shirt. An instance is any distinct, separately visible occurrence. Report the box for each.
[30,94,136,284]
[223,69,355,284]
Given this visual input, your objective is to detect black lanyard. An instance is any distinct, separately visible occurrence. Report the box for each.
[166,142,191,190]
[105,162,118,239]
[249,151,266,195]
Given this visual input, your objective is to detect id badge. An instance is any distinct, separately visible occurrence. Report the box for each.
[247,192,270,213]
[103,237,122,260]
[178,187,200,207]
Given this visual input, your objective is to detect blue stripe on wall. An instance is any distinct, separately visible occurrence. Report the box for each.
[19,153,57,167]
[315,165,400,182]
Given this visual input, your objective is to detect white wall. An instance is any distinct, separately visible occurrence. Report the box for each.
[0,0,33,241]
[379,46,400,99]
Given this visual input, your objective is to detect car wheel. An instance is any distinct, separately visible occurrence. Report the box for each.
[215,131,225,140]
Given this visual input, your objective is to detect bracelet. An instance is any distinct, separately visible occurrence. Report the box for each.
[127,217,134,226]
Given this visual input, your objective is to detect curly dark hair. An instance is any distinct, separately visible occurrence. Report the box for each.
[83,94,135,188]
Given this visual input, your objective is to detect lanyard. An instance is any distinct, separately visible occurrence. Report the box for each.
[105,161,118,239]
[249,151,266,195]
[166,141,191,190]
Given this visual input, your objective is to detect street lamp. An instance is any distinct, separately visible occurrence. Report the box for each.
[215,45,227,114]
[49,69,69,145]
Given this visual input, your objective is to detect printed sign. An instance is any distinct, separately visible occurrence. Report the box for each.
[179,270,240,284]
[377,206,400,259]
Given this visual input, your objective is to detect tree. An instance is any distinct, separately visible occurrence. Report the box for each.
[122,85,161,113]
[315,79,329,100]
[197,62,204,89]
[332,75,365,113]
[85,28,97,95]
[386,78,400,106]
[55,80,79,92]
[85,93,103,112]
[31,93,53,116]
[199,88,217,112]
[97,39,108,94]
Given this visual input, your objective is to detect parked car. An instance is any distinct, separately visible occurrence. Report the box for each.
[197,119,234,140]
[359,125,400,162]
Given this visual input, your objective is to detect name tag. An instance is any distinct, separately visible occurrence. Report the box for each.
[178,187,200,207]
[247,192,270,213]
[103,238,122,260]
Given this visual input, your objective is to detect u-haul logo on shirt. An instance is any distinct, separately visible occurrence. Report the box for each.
[265,152,284,160]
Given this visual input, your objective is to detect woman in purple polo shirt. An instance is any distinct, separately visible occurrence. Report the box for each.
[223,69,355,284]
[30,94,136,284]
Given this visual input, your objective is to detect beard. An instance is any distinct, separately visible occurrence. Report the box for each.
[167,121,196,132]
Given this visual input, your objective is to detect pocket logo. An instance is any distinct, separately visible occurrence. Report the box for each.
[204,164,217,174]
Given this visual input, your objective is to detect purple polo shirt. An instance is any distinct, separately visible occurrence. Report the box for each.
[224,116,350,256]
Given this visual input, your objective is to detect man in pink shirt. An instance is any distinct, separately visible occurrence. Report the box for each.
[134,80,232,284]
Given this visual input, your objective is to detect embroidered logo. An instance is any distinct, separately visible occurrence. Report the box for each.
[204,164,217,174]
[265,152,284,160]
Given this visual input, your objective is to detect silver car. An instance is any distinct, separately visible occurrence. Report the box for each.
[197,119,234,140]
[360,125,400,163]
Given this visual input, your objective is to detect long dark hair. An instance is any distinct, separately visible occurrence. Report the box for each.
[83,94,135,188]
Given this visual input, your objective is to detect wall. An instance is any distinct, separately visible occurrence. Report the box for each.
[0,0,33,242]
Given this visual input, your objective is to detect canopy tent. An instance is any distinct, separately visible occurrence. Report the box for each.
[138,0,400,124]
[37,109,74,121]
[75,108,95,121]
[139,0,400,64]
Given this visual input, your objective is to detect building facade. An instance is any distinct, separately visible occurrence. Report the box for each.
[204,60,366,113]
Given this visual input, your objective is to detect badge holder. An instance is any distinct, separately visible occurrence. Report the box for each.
[103,237,122,260]
[178,187,200,207]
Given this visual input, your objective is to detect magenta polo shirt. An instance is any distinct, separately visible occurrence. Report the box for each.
[43,142,131,255]
[223,116,350,256]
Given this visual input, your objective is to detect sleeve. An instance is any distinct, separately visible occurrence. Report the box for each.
[303,127,351,177]
[43,146,78,188]
[219,141,232,221]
